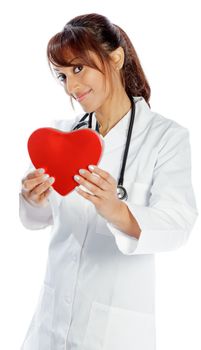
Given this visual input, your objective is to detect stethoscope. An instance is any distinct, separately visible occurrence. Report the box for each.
[72,95,136,201]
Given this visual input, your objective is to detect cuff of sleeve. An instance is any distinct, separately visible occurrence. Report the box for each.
[106,199,140,255]
[106,221,139,255]
[19,192,53,229]
[106,200,198,255]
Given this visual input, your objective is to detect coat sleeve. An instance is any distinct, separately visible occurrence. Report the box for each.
[106,126,199,255]
[19,192,54,229]
[19,161,63,230]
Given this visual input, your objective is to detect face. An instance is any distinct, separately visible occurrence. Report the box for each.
[51,51,116,113]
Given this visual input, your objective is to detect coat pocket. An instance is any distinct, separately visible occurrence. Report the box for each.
[21,283,55,350]
[83,302,156,350]
[103,306,156,350]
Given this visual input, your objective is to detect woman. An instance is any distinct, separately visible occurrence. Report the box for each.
[19,13,198,350]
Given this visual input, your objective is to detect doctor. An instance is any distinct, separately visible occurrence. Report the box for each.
[19,13,198,350]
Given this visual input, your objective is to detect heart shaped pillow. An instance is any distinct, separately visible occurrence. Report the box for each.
[27,127,104,196]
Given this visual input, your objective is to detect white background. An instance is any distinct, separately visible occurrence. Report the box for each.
[0,0,200,349]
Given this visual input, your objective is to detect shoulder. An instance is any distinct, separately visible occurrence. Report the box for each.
[152,112,189,151]
[137,97,190,148]
[139,97,187,130]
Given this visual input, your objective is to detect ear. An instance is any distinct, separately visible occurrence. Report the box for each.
[109,46,125,70]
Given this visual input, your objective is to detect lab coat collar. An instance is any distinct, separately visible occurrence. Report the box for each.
[92,96,152,154]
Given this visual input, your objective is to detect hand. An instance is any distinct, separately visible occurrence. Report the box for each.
[21,168,55,207]
[74,165,122,221]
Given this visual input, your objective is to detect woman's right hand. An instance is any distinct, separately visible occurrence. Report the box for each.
[21,168,55,207]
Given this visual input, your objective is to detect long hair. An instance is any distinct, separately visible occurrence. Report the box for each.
[47,13,151,108]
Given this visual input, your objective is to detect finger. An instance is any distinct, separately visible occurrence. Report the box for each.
[29,177,55,197]
[77,169,110,191]
[27,186,52,207]
[87,165,116,185]
[21,168,46,187]
[75,186,99,204]
[26,168,46,179]
[37,186,53,204]
[22,173,51,192]
[74,175,107,200]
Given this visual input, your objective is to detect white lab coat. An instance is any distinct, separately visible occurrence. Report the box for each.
[19,96,198,350]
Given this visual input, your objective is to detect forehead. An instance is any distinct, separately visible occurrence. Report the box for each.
[51,56,82,71]
[51,50,103,72]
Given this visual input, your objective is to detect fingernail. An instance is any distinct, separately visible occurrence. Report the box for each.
[88,165,95,171]
[74,175,80,181]
[43,174,49,179]
[38,168,45,173]
[49,177,55,183]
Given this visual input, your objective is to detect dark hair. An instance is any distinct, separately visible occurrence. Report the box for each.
[47,13,151,108]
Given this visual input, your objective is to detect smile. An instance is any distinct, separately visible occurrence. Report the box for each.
[76,90,92,102]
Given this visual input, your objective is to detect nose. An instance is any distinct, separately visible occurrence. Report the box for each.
[65,75,80,96]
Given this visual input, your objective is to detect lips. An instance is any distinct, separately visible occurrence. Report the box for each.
[76,90,92,102]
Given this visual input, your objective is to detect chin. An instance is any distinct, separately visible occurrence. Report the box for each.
[81,106,93,113]
[80,97,102,114]
[81,102,96,114]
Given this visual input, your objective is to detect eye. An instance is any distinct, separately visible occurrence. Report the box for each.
[56,65,83,84]
[73,65,83,73]
[57,73,66,83]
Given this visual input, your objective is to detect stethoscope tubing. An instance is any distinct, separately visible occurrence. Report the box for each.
[72,96,136,200]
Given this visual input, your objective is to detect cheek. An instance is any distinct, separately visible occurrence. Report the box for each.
[87,71,106,92]
[84,70,111,109]
[94,76,110,100]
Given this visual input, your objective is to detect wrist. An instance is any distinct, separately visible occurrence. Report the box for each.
[109,200,141,239]
[109,200,127,226]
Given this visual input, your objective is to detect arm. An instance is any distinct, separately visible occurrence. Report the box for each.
[19,161,61,229]
[107,126,199,255]
[107,200,141,239]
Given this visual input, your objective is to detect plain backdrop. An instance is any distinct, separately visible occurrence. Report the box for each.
[0,0,200,349]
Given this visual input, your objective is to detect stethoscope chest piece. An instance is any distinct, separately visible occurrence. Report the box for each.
[117,185,128,201]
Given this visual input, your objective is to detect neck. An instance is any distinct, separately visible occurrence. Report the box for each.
[95,90,132,136]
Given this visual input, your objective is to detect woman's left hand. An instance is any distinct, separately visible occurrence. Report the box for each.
[74,165,122,221]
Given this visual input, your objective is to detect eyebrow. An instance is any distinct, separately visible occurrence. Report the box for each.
[52,57,82,71]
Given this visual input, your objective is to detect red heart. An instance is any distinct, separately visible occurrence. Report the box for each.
[27,127,104,196]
